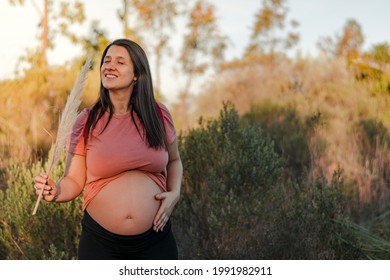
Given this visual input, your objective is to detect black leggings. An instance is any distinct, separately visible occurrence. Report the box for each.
[78,211,178,260]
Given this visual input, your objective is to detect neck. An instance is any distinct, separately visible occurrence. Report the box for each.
[113,109,129,115]
[109,89,131,115]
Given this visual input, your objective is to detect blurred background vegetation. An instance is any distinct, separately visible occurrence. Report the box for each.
[1,0,390,259]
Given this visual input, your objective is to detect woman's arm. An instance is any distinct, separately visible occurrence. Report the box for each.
[153,138,183,231]
[34,153,86,202]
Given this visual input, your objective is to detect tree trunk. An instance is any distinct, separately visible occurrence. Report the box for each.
[41,0,48,66]
[155,46,161,94]
[122,0,129,37]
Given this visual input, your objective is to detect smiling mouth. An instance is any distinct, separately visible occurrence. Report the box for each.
[105,74,117,78]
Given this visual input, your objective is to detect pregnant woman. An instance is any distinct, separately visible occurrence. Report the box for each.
[34,39,183,260]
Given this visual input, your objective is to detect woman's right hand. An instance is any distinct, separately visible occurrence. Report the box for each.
[34,173,57,202]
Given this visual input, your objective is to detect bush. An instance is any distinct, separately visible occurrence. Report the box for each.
[0,151,82,260]
[173,103,282,259]
[262,170,362,259]
[242,101,324,180]
[173,103,390,259]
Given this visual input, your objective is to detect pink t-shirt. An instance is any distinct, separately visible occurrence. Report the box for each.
[66,103,176,210]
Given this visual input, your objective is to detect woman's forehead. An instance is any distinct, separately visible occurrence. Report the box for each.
[105,45,130,59]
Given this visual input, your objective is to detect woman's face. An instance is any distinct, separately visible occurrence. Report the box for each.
[101,45,137,92]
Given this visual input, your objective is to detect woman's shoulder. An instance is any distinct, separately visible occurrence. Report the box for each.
[156,102,176,143]
[79,107,90,117]
[156,102,172,117]
[67,108,90,154]
[79,108,91,119]
[73,108,90,128]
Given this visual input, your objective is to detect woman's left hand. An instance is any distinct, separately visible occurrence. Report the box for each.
[153,191,180,232]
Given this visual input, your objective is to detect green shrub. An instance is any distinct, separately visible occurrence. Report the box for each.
[261,170,362,259]
[173,103,390,259]
[173,103,282,259]
[335,218,390,260]
[242,101,324,181]
[0,151,82,260]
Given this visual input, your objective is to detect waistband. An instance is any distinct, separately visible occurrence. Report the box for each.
[81,210,171,252]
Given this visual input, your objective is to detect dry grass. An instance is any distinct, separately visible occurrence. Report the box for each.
[32,57,92,215]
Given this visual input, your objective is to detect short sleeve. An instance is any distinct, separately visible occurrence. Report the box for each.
[66,108,89,155]
[157,102,176,145]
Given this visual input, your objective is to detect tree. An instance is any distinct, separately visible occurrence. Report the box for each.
[336,19,364,58]
[8,0,86,68]
[369,42,390,64]
[316,35,336,58]
[55,1,86,44]
[179,0,226,94]
[9,0,48,66]
[117,0,143,44]
[41,0,49,66]
[78,21,110,58]
[245,0,299,58]
[352,44,390,74]
[317,18,364,59]
[352,42,390,93]
[174,0,227,128]
[8,0,25,5]
[121,0,182,96]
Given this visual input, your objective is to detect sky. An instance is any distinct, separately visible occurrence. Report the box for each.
[1,0,390,102]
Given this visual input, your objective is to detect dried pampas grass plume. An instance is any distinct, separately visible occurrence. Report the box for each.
[32,57,93,215]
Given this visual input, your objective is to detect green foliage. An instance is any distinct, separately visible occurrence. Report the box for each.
[364,210,390,247]
[334,218,390,259]
[352,43,390,94]
[173,103,390,259]
[263,170,361,259]
[174,103,281,259]
[0,151,82,260]
[370,43,390,63]
[243,101,324,180]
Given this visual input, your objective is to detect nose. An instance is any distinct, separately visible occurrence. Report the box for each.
[104,61,115,70]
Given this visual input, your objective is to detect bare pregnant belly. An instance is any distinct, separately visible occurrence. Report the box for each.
[86,170,161,235]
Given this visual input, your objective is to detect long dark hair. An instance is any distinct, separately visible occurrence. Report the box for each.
[85,39,166,149]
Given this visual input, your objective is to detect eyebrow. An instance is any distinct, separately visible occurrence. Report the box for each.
[104,55,126,60]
